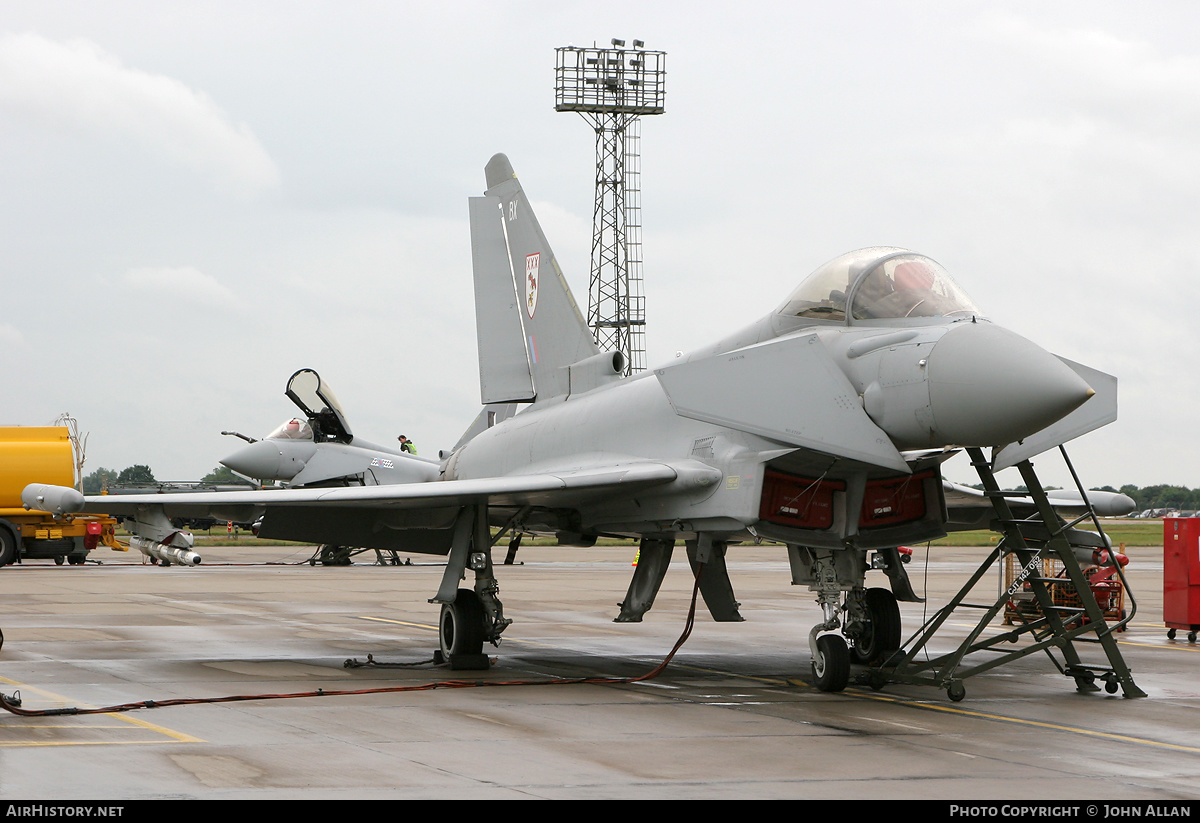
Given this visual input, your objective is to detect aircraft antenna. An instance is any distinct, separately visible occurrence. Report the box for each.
[555,39,666,375]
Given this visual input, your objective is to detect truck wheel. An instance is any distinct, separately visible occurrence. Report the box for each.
[0,526,17,566]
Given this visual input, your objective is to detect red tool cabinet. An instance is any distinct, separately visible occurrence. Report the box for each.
[1164,518,1200,641]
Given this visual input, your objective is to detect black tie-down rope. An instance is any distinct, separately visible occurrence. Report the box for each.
[0,564,704,718]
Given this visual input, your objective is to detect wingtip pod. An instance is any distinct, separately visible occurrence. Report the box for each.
[484,153,516,190]
[1045,489,1137,517]
[22,483,85,515]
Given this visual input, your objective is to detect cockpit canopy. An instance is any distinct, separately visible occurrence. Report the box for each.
[776,247,981,325]
[284,368,353,443]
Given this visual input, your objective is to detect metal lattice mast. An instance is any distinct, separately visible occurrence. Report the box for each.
[555,40,665,374]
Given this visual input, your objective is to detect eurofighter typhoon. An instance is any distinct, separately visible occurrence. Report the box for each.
[25,154,1131,693]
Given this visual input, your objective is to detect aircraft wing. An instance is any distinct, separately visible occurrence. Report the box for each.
[942,480,1135,531]
[23,461,685,521]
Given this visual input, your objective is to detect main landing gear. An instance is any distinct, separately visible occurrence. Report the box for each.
[431,505,515,671]
[438,588,488,664]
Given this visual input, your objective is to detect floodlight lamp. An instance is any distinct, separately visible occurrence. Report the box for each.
[612,38,625,47]
[633,39,644,49]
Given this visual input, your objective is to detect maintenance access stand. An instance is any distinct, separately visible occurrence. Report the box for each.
[869,446,1145,701]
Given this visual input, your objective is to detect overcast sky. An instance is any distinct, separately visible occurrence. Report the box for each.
[1,1,1196,493]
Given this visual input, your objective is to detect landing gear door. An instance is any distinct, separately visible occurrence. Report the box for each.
[285,368,354,444]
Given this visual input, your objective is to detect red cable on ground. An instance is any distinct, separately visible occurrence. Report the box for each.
[0,564,703,718]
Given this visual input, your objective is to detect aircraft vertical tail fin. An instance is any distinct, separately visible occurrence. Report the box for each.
[469,154,598,404]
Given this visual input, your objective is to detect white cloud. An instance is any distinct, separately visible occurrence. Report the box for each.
[0,323,24,347]
[121,266,236,306]
[0,32,279,196]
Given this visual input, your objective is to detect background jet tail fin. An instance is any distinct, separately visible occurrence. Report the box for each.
[469,153,598,404]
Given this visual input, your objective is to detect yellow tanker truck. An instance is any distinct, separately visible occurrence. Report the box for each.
[0,427,121,565]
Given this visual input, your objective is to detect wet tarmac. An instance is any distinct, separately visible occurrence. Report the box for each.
[0,540,1195,799]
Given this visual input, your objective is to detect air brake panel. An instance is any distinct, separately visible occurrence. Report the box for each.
[759,469,846,529]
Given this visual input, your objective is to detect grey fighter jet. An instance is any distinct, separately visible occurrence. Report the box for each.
[221,368,440,488]
[25,154,1130,690]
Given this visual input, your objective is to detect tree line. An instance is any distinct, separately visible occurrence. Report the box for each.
[81,465,244,493]
[965,482,1200,513]
[1097,485,1200,513]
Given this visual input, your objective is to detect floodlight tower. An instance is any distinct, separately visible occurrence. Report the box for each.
[555,39,666,374]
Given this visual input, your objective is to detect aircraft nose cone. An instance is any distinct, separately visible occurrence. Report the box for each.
[925,322,1093,447]
[221,440,296,481]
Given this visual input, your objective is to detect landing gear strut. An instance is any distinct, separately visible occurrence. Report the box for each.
[791,547,904,693]
[431,505,512,670]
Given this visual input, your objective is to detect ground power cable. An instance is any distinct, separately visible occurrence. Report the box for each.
[0,564,706,718]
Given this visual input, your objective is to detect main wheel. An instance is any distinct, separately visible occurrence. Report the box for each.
[0,526,17,566]
[851,587,902,664]
[439,588,486,660]
[812,634,850,692]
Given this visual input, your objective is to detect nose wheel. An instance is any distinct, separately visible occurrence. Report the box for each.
[811,633,850,692]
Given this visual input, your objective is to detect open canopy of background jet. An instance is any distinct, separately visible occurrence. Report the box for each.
[284,368,353,444]
[777,247,982,324]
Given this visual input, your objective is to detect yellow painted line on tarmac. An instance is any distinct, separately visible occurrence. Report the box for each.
[1118,638,1200,652]
[0,673,204,745]
[853,690,1200,755]
[357,615,436,632]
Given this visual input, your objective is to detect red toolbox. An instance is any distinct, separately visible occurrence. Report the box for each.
[1164,518,1200,641]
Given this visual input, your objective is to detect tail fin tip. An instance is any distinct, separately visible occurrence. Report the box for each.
[485,154,516,190]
